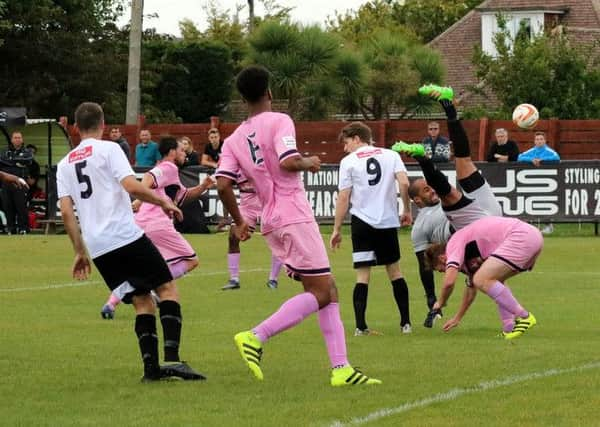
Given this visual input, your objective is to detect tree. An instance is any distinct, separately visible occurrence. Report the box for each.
[137,31,180,123]
[257,0,293,23]
[327,0,479,44]
[327,0,417,46]
[472,20,600,119]
[248,0,255,32]
[247,21,344,119]
[339,31,445,120]
[154,41,234,123]
[392,0,481,42]
[0,0,128,120]
[180,1,247,72]
[0,0,7,46]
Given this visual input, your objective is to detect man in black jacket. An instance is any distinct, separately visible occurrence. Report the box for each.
[109,127,131,161]
[0,131,32,234]
[487,128,520,162]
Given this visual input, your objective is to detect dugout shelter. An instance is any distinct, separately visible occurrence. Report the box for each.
[0,108,73,221]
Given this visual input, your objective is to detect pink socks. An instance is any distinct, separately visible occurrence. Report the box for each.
[318,303,349,368]
[269,255,283,281]
[487,281,528,319]
[253,292,319,342]
[107,293,121,308]
[228,253,240,281]
[497,304,515,332]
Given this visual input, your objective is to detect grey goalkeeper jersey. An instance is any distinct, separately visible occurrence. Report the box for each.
[443,181,503,231]
[411,204,452,252]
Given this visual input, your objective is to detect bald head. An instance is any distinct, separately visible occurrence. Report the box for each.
[409,178,440,208]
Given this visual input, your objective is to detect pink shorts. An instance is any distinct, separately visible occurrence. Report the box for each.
[490,222,543,271]
[263,221,330,279]
[240,192,262,232]
[145,227,197,266]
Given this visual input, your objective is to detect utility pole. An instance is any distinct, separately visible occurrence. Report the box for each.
[126,0,143,124]
[247,0,254,32]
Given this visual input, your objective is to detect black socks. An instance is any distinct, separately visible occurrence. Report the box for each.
[159,300,182,362]
[353,283,369,331]
[391,278,411,326]
[135,314,159,377]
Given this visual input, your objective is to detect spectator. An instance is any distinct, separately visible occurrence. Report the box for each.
[25,144,45,201]
[0,131,32,234]
[517,131,560,167]
[0,170,29,233]
[421,121,451,163]
[202,128,228,231]
[24,144,46,229]
[487,128,520,162]
[135,129,161,167]
[201,128,223,169]
[179,136,199,167]
[25,144,40,189]
[109,127,131,161]
[518,131,559,234]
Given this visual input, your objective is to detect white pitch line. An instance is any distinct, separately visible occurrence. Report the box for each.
[329,361,600,427]
[1,267,597,293]
[0,280,105,292]
[0,268,270,293]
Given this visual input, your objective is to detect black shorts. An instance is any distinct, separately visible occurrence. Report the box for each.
[93,235,173,304]
[350,215,400,268]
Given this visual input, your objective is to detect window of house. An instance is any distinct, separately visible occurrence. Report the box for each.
[481,12,545,56]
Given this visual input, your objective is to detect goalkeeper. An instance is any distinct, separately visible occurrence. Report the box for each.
[394,84,504,330]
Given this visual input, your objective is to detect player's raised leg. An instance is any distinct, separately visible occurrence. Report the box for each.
[419,84,502,216]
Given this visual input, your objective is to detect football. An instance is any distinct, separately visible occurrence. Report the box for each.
[512,103,539,129]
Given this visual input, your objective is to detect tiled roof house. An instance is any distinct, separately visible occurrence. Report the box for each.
[429,0,600,109]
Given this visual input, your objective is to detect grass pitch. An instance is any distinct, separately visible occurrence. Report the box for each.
[1,226,599,426]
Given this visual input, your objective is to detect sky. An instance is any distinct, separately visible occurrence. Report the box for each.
[118,0,369,36]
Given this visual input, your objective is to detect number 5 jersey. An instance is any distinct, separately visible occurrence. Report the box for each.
[57,138,143,258]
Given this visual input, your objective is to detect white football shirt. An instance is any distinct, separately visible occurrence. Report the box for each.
[57,138,143,258]
[338,145,407,229]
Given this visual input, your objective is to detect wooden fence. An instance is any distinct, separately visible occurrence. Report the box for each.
[66,117,600,164]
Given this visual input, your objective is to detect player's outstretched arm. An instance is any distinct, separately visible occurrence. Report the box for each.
[281,155,321,173]
[121,175,183,221]
[330,188,351,250]
[434,266,459,310]
[443,286,477,332]
[182,176,216,204]
[0,171,29,189]
[128,172,155,211]
[217,176,250,241]
[59,196,91,280]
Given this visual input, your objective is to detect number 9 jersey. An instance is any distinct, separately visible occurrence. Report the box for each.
[56,138,143,258]
[338,145,407,229]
